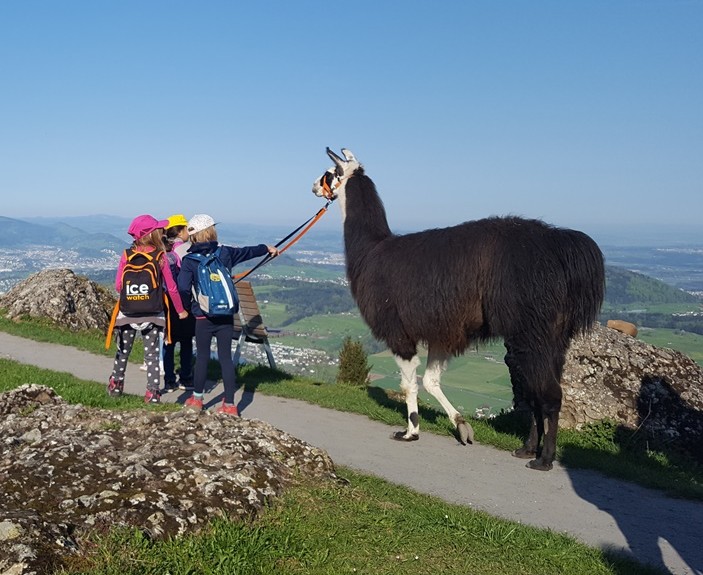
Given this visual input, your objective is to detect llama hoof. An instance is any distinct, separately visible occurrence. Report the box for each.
[391,431,419,442]
[526,458,553,471]
[512,447,536,459]
[457,421,474,445]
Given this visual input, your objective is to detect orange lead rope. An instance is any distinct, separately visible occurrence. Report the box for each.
[233,201,332,282]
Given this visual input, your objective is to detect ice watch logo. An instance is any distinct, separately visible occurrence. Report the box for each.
[125,281,151,300]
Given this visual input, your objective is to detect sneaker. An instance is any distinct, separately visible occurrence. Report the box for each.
[163,380,178,394]
[144,389,161,404]
[139,362,148,372]
[178,378,194,391]
[184,395,203,411]
[216,401,239,416]
[107,376,124,397]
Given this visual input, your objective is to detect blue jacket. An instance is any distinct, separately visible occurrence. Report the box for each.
[177,240,269,317]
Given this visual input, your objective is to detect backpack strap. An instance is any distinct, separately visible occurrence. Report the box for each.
[162,292,172,344]
[104,299,120,350]
[106,250,130,349]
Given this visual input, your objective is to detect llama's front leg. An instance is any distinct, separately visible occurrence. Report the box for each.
[423,349,474,444]
[392,354,421,441]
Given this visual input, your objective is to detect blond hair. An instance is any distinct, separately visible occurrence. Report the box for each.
[135,229,166,253]
[190,226,218,243]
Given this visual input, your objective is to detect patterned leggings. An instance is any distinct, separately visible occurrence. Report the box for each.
[111,324,163,392]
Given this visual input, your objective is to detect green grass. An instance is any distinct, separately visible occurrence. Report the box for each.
[0,358,178,411]
[58,468,663,575]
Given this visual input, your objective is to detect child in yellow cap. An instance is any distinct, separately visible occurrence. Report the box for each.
[162,214,196,391]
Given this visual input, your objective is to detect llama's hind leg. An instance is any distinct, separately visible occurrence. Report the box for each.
[423,348,474,444]
[527,372,563,471]
[526,343,568,471]
[511,345,565,471]
[392,354,421,441]
[513,408,541,460]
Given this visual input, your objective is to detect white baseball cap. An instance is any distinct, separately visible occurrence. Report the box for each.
[187,214,216,235]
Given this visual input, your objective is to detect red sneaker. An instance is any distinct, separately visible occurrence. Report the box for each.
[184,395,204,411]
[216,401,239,416]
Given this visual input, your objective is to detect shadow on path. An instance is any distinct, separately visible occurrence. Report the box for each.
[563,379,703,575]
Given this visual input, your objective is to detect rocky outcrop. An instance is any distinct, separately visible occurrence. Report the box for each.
[561,322,703,457]
[0,269,115,332]
[0,385,337,574]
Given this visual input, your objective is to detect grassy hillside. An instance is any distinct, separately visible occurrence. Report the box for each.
[604,265,699,306]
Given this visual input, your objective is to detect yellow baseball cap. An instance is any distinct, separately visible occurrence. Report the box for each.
[166,214,188,229]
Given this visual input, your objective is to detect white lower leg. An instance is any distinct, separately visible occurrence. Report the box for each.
[395,354,421,437]
[423,352,461,426]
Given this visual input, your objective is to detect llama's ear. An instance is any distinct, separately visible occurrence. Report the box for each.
[326,147,346,176]
[341,149,357,163]
[326,147,345,166]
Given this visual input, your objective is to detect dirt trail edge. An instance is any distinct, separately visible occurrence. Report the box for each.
[1,331,701,575]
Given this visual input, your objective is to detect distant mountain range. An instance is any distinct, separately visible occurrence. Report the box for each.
[2,215,128,257]
[12,214,344,255]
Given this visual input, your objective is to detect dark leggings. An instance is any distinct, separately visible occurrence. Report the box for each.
[194,317,236,403]
[163,337,193,383]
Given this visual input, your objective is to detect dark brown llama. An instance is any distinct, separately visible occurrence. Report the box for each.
[313,148,605,471]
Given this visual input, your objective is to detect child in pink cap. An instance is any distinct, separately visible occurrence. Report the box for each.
[107,214,188,403]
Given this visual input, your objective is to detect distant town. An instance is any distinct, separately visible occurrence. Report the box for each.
[0,247,347,295]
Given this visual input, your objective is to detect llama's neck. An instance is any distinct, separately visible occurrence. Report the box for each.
[339,172,393,271]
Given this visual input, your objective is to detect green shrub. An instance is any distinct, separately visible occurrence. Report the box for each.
[336,336,371,387]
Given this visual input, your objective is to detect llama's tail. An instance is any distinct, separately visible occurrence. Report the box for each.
[564,230,606,337]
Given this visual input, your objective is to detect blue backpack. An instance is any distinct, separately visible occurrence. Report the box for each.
[185,247,238,316]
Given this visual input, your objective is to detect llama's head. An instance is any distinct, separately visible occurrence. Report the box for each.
[312,147,361,201]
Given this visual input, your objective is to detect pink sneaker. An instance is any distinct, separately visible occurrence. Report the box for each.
[144,389,161,404]
[184,395,204,411]
[107,376,124,397]
[216,401,239,416]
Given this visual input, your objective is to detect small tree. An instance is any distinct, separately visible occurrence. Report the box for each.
[336,336,371,387]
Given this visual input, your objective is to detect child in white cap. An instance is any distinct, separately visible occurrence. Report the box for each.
[177,214,278,415]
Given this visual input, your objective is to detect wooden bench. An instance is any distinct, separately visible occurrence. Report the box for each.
[232,280,276,369]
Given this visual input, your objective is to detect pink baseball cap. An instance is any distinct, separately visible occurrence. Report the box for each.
[128,214,169,240]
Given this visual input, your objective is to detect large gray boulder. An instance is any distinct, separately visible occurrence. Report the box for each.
[561,322,703,458]
[0,269,115,331]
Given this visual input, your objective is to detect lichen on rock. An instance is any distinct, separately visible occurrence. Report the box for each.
[0,384,337,574]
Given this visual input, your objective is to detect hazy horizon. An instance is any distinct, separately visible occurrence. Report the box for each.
[8,212,703,250]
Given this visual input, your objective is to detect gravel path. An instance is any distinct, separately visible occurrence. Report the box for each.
[1,331,701,574]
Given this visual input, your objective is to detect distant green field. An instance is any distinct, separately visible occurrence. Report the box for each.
[637,327,703,363]
[275,313,371,354]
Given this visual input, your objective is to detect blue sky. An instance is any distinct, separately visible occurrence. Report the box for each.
[1,1,701,238]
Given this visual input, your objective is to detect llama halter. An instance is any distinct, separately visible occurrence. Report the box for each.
[317,169,342,200]
[312,147,361,200]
